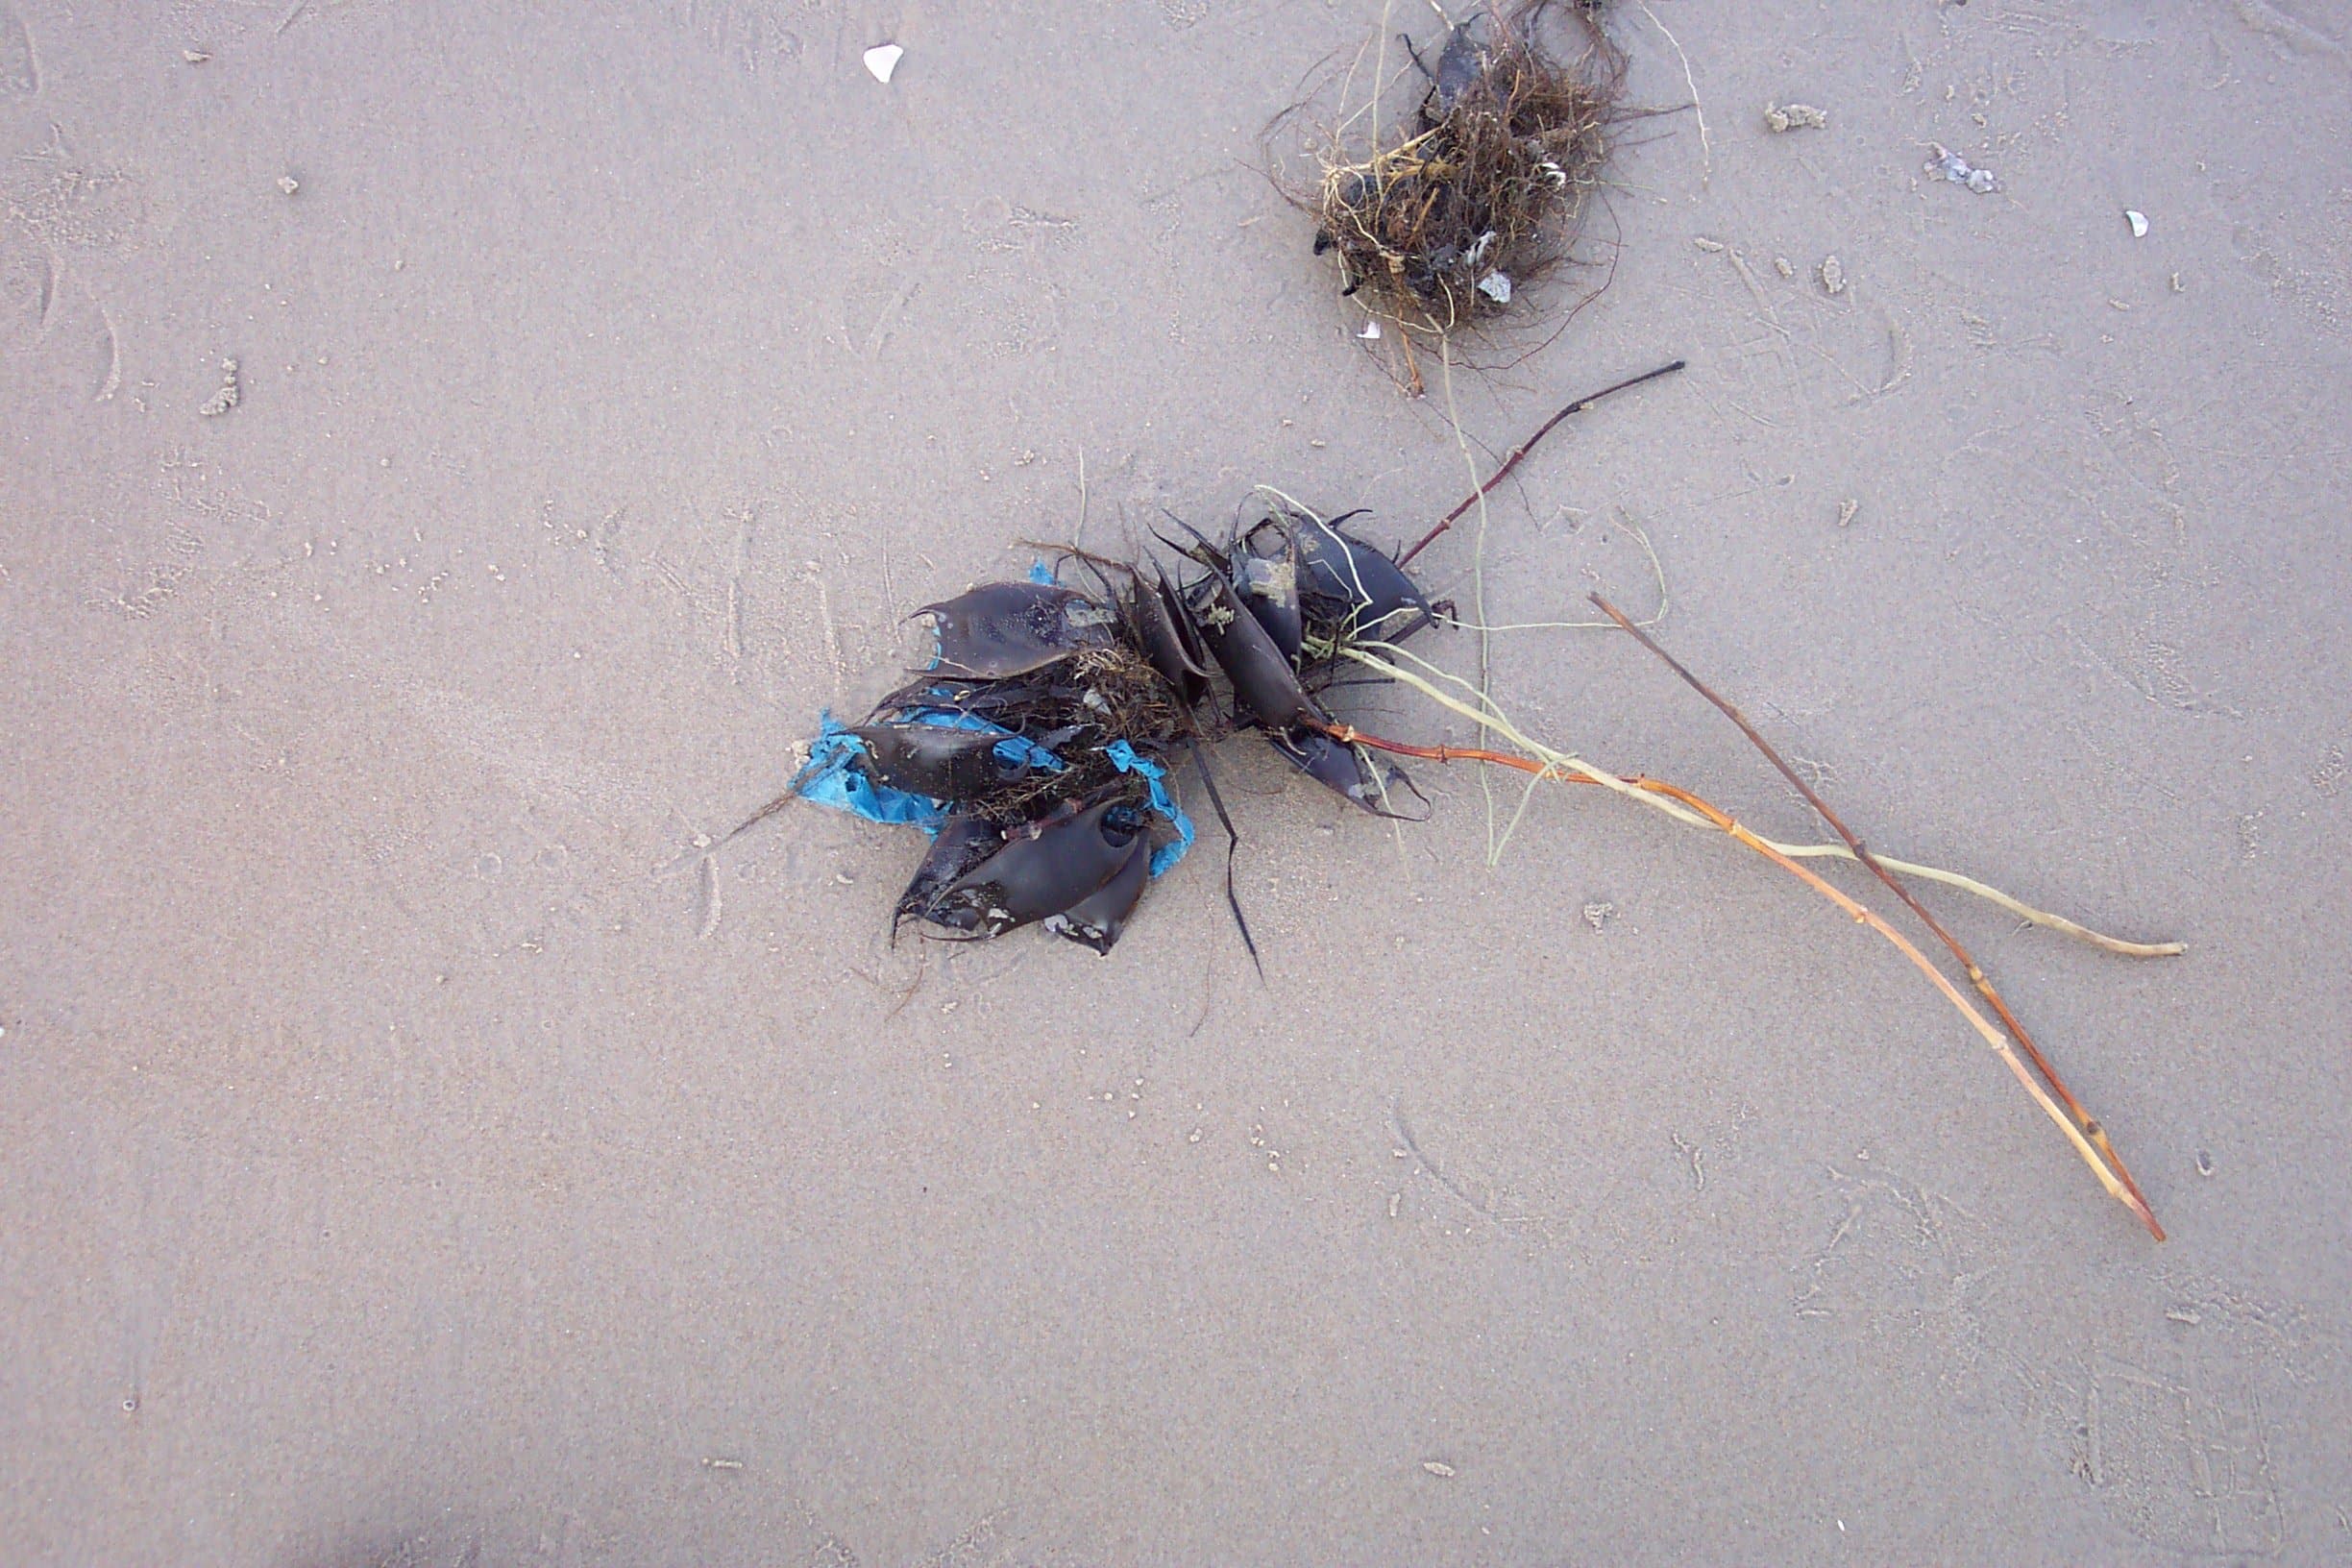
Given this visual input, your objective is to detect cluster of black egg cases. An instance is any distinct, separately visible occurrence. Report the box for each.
[798,502,1435,955]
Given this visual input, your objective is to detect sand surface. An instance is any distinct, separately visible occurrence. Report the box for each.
[5,2,2350,1563]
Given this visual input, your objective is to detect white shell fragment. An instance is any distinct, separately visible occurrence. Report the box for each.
[1476,270,1513,305]
[1764,102,1827,133]
[2125,208,2149,238]
[862,43,904,84]
[199,357,239,417]
[1926,143,1999,194]
[1820,255,1846,294]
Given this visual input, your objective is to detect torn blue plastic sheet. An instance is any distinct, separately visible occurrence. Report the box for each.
[1105,741,1195,876]
[790,712,948,831]
[792,711,1195,877]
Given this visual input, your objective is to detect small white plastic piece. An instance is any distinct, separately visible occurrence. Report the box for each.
[863,43,904,84]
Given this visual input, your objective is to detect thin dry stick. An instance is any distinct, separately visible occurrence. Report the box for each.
[1443,513,1671,632]
[1633,0,1710,184]
[1772,849,2180,957]
[724,791,795,844]
[1306,713,2162,1237]
[1399,359,1686,565]
[1434,336,1506,864]
[1587,594,2164,1238]
[1343,639,2174,954]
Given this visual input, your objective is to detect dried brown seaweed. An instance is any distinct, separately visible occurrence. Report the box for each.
[1291,1,1629,341]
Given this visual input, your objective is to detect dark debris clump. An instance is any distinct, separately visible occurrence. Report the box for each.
[1302,1,1628,333]
[776,502,1437,956]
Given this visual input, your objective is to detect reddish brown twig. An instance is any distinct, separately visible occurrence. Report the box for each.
[1397,359,1686,566]
[1307,713,2163,1237]
[1586,594,2164,1239]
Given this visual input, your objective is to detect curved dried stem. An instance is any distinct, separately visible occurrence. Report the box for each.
[1765,846,2182,959]
[1587,594,2163,1236]
[1346,640,2180,955]
[1324,643,2168,1238]
[1399,358,1685,565]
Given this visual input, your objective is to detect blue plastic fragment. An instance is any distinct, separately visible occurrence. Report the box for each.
[1026,558,1057,585]
[1105,740,1195,877]
[790,712,946,832]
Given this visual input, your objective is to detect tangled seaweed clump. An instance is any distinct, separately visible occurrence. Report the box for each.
[774,504,1439,956]
[1302,1,1629,334]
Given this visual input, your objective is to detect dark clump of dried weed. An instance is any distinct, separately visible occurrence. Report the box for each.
[1283,1,1629,342]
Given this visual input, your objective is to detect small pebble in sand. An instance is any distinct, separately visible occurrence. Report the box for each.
[1820,255,1846,294]
[1581,900,1614,931]
[199,357,239,417]
[1773,256,1794,279]
[863,42,903,84]
[277,173,300,196]
[1764,102,1827,133]
[1925,142,1999,194]
[1423,1461,1458,1478]
[2125,208,2149,237]
[183,48,210,63]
